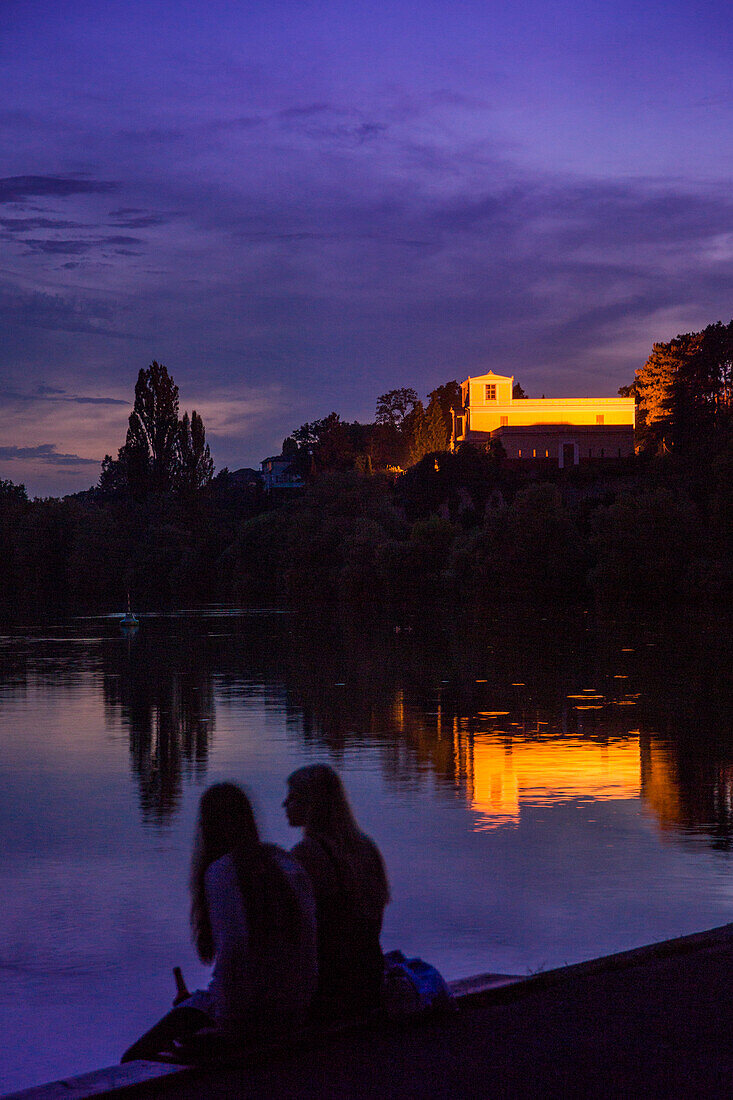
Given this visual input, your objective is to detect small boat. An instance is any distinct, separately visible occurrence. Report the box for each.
[121,594,139,632]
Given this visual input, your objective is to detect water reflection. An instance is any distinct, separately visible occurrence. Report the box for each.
[272,610,733,847]
[0,608,731,845]
[2,608,731,1095]
[468,736,640,829]
[100,625,215,823]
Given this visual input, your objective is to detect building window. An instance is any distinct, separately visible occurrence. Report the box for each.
[589,447,592,457]
[618,447,621,457]
[485,384,496,401]
[596,414,604,425]
[601,448,605,457]
[518,448,522,458]
[532,449,536,458]
[545,449,549,458]
[500,415,508,426]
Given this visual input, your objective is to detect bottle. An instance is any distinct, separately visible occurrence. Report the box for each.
[173,966,189,1005]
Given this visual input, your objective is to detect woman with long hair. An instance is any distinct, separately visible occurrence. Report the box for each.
[122,782,317,1061]
[284,764,390,1020]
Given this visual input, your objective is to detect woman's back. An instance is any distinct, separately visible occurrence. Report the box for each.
[201,846,317,1031]
[292,832,387,1018]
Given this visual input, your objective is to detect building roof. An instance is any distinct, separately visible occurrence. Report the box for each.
[464,371,514,383]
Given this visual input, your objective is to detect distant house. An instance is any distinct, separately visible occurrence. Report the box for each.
[227,467,262,487]
[452,372,635,467]
[260,454,304,492]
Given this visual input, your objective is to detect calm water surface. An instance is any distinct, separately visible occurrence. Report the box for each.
[0,608,730,1092]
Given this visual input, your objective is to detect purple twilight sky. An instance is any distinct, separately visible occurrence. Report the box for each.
[1,0,732,496]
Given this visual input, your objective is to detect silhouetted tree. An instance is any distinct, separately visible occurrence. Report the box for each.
[98,450,129,495]
[126,361,181,494]
[629,321,733,454]
[425,381,461,452]
[635,333,700,452]
[671,321,733,450]
[284,413,367,477]
[402,400,429,465]
[375,388,419,429]
[98,363,214,500]
[177,410,214,494]
[0,478,28,504]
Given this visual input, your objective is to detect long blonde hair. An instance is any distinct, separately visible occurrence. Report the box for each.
[287,764,390,915]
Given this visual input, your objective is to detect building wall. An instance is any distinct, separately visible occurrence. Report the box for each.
[455,372,636,449]
[462,374,514,408]
[490,424,635,464]
[468,396,635,434]
[260,456,304,491]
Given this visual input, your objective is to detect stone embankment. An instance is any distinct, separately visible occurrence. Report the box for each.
[7,923,733,1099]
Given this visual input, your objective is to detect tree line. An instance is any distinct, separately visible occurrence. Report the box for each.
[0,322,730,622]
[622,320,732,455]
[280,381,463,478]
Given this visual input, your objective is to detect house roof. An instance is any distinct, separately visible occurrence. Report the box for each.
[464,371,514,384]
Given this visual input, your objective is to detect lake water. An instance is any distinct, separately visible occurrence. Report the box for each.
[0,607,731,1093]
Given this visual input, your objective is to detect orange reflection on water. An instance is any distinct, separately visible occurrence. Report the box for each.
[640,741,682,831]
[468,735,642,830]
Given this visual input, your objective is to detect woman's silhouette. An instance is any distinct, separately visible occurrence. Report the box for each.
[122,782,317,1061]
[284,764,389,1020]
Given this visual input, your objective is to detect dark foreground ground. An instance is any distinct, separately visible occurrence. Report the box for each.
[10,924,733,1100]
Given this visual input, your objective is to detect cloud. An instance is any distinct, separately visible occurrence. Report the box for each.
[65,395,129,406]
[1,388,127,407]
[0,282,132,339]
[20,235,144,256]
[117,128,184,143]
[107,212,172,228]
[0,176,117,202]
[0,444,99,467]
[1,81,732,497]
[353,122,388,143]
[280,103,335,121]
[0,217,84,232]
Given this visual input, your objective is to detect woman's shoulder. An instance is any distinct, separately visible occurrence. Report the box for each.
[203,851,238,891]
[291,835,333,869]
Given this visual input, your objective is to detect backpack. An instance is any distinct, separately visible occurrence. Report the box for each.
[382,950,454,1019]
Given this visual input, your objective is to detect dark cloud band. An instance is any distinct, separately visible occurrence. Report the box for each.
[0,176,117,202]
[0,444,99,466]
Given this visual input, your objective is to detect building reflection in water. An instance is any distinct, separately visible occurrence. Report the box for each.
[281,612,733,848]
[3,609,728,843]
[467,733,641,829]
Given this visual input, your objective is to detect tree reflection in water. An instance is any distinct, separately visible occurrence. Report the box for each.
[101,621,215,823]
[2,607,727,843]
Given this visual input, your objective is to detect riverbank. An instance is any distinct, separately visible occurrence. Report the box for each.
[9,922,733,1099]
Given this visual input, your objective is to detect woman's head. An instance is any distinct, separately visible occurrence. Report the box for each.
[284,764,359,839]
[286,764,390,916]
[196,782,259,866]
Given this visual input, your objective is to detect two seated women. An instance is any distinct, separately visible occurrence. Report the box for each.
[122,764,389,1062]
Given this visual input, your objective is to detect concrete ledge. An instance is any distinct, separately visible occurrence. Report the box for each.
[6,922,733,1100]
[4,1060,193,1100]
[454,920,733,1011]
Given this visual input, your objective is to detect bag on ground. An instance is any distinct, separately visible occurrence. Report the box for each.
[382,950,453,1019]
